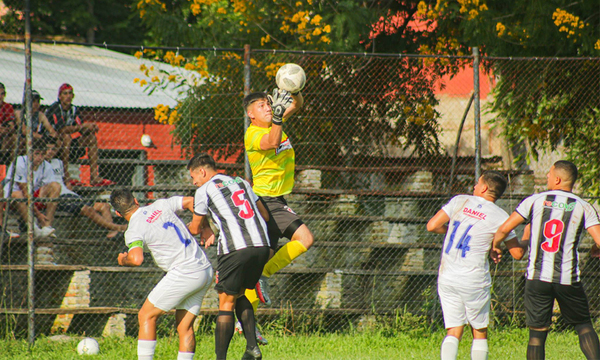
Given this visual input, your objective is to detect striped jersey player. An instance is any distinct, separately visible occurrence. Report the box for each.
[428,171,521,360]
[493,160,600,360]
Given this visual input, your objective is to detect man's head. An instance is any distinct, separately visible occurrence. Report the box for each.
[243,92,272,126]
[110,189,139,218]
[32,90,43,111]
[58,83,74,109]
[0,83,5,104]
[473,170,508,201]
[31,139,47,168]
[547,160,578,191]
[44,136,59,160]
[187,152,217,187]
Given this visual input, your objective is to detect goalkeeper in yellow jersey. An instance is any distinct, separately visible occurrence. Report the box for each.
[241,88,313,342]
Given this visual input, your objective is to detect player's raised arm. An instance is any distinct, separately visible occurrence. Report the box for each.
[426,209,450,234]
[283,91,303,119]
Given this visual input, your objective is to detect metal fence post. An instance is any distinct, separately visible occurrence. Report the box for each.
[243,44,252,181]
[24,0,36,346]
[473,47,481,180]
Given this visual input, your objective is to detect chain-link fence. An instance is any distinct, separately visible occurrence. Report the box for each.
[0,39,599,339]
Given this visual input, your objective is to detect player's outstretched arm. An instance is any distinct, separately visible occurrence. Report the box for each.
[586,225,600,258]
[426,209,450,234]
[118,247,143,267]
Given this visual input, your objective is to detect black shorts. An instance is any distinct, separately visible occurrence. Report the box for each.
[57,193,92,215]
[259,196,304,250]
[214,246,270,295]
[68,137,87,162]
[524,279,592,328]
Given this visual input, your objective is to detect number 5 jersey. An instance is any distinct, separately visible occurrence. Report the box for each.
[194,174,270,256]
[125,196,212,273]
[516,190,600,285]
[438,195,516,289]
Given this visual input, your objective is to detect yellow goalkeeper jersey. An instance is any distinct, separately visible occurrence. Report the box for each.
[244,124,295,197]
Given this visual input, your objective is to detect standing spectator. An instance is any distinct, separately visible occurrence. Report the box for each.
[45,138,126,238]
[0,82,17,164]
[110,189,213,360]
[15,90,58,141]
[492,160,600,360]
[242,89,312,313]
[3,139,60,238]
[45,83,113,186]
[187,153,270,360]
[427,171,523,360]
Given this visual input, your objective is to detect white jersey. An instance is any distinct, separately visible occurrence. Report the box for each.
[48,158,77,196]
[516,190,600,285]
[194,174,269,255]
[438,195,516,289]
[125,196,211,273]
[3,155,56,197]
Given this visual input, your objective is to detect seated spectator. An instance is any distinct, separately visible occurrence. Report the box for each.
[15,90,58,142]
[45,83,113,186]
[45,138,127,238]
[0,82,18,164]
[3,139,60,238]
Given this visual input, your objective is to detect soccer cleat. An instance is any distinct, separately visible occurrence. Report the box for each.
[255,275,271,306]
[34,225,55,239]
[241,346,262,360]
[255,327,268,346]
[2,228,20,239]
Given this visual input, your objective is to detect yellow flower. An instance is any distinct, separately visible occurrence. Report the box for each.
[168,75,177,82]
[312,28,322,36]
[310,15,322,25]
[184,63,196,70]
[133,78,140,83]
[595,39,600,50]
[217,7,226,14]
[151,76,160,82]
[320,35,331,44]
[150,66,154,71]
[417,1,427,16]
[295,1,302,6]
[190,4,200,15]
[496,22,506,36]
[468,9,478,20]
[323,25,331,33]
[140,79,148,86]
[140,64,147,71]
[134,51,143,59]
[261,35,271,46]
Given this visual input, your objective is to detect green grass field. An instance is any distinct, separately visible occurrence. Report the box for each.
[0,328,589,359]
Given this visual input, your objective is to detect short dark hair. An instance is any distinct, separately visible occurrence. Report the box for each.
[32,138,47,152]
[554,160,578,183]
[110,189,137,215]
[243,92,268,112]
[481,170,507,199]
[187,152,216,171]
[0,82,5,91]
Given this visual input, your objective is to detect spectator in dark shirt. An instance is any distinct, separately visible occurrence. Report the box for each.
[15,90,58,141]
[45,83,113,186]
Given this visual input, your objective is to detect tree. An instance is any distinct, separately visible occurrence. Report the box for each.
[412,0,600,194]
[1,0,145,44]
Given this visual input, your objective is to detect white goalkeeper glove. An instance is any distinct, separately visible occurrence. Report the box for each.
[269,88,293,126]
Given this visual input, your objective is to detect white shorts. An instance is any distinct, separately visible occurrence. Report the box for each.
[148,266,213,315]
[438,282,491,330]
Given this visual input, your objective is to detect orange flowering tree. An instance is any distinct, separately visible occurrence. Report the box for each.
[415,0,600,194]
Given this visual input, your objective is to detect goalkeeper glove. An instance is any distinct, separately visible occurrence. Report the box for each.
[269,88,293,126]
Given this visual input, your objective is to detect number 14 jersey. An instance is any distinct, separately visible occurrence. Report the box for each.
[439,195,516,289]
[516,190,600,285]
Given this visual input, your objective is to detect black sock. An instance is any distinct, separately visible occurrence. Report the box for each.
[527,329,548,360]
[575,323,600,360]
[235,295,258,349]
[215,310,235,360]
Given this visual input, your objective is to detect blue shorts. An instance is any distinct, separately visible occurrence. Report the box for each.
[57,193,92,215]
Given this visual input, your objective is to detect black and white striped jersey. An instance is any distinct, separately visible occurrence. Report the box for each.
[516,190,600,285]
[194,174,270,255]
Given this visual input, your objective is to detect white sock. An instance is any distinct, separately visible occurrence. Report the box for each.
[471,339,488,360]
[137,340,157,360]
[441,336,460,360]
[177,351,195,360]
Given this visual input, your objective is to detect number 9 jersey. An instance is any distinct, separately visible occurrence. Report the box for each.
[516,190,600,285]
[194,174,270,255]
[439,195,516,289]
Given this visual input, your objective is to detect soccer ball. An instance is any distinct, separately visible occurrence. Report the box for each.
[141,134,153,147]
[77,337,100,355]
[276,63,306,94]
